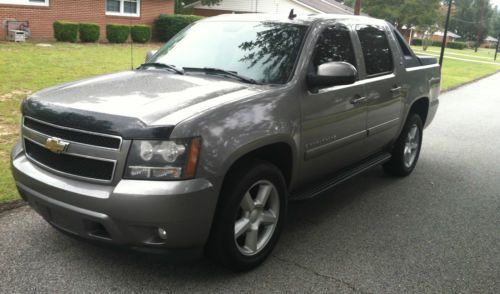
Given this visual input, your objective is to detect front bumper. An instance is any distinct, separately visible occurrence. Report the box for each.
[11,141,218,251]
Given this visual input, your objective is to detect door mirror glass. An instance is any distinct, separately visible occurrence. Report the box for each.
[145,50,158,62]
[307,62,357,89]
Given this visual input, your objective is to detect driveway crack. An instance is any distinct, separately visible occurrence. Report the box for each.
[272,254,372,294]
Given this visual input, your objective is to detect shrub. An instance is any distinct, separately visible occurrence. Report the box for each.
[447,41,466,50]
[79,23,100,42]
[131,25,152,43]
[154,14,203,42]
[411,38,423,46]
[53,21,79,43]
[106,24,130,43]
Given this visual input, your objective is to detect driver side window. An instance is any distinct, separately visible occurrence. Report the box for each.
[313,24,357,69]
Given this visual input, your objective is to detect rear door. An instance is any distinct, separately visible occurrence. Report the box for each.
[355,24,404,155]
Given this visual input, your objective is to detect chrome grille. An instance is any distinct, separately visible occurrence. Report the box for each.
[22,116,126,183]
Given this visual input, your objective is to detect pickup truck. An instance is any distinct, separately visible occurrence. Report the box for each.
[11,14,440,271]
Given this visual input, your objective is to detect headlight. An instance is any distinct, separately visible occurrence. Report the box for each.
[124,137,201,180]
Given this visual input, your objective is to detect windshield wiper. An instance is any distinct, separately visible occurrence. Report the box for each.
[183,67,259,84]
[139,63,184,75]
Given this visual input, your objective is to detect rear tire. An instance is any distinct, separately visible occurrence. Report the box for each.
[383,113,423,177]
[207,160,287,271]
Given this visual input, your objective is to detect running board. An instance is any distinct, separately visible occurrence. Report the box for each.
[291,152,392,201]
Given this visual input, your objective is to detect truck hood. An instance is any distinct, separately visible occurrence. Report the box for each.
[23,70,262,138]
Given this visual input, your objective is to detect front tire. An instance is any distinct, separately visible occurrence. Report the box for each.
[384,113,423,177]
[207,161,287,271]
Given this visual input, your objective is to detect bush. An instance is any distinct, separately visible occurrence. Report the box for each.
[106,24,130,43]
[411,38,423,46]
[154,14,203,42]
[53,21,79,42]
[447,41,466,50]
[131,25,151,43]
[79,23,100,42]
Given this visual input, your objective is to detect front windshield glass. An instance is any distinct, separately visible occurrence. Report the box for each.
[149,21,308,84]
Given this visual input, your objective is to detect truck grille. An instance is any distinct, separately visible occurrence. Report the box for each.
[22,116,124,183]
[24,139,115,181]
[24,117,121,149]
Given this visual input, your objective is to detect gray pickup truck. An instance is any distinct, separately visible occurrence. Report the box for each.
[11,14,440,270]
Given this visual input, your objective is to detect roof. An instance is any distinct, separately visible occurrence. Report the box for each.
[202,13,383,26]
[485,36,498,42]
[292,0,356,14]
[433,31,461,38]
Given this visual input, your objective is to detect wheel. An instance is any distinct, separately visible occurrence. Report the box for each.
[207,160,287,271]
[383,113,423,177]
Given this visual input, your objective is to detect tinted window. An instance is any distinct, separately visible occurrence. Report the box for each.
[150,21,308,84]
[312,24,356,68]
[356,25,393,76]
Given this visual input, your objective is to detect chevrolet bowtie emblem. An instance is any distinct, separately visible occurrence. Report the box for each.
[45,137,69,154]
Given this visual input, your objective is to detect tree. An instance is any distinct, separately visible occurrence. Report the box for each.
[449,0,494,50]
[361,0,441,29]
[175,0,222,13]
[489,6,500,38]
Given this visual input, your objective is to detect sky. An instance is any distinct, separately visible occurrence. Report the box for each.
[492,0,500,8]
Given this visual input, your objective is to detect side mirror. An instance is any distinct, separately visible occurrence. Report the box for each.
[145,50,158,62]
[307,62,357,89]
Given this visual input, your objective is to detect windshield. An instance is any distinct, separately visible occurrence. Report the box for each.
[149,21,308,84]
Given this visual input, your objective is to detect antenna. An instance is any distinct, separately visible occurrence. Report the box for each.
[288,9,297,20]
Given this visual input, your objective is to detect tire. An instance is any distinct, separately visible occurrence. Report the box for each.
[207,160,287,271]
[383,113,423,177]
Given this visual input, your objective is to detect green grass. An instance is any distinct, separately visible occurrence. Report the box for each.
[0,42,499,203]
[412,46,500,63]
[0,42,159,203]
[440,59,500,90]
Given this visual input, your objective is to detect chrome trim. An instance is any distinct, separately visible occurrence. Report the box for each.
[23,137,117,183]
[23,116,123,151]
[367,118,400,136]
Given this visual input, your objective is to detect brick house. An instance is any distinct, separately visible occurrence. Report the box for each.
[1,0,174,41]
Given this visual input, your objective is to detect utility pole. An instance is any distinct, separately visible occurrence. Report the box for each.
[354,0,361,15]
[495,37,499,61]
[439,0,453,66]
[476,0,485,52]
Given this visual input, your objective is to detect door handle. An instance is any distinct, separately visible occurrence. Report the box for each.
[350,96,367,105]
[390,86,402,93]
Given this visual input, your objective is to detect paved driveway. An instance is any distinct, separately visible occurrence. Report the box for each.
[1,74,499,293]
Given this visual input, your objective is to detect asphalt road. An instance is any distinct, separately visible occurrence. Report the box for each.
[1,74,500,293]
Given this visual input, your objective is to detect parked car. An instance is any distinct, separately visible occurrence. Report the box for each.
[11,14,440,270]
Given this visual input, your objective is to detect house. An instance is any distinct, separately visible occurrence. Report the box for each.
[189,0,356,16]
[483,36,498,48]
[0,0,174,41]
[430,31,461,43]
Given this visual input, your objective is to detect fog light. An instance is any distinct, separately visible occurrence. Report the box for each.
[158,227,168,240]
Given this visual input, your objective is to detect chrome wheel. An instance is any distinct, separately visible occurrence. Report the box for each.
[234,180,280,256]
[403,124,420,168]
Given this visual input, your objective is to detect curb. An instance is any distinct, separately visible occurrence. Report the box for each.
[0,199,27,214]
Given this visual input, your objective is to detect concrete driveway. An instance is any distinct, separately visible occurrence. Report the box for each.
[1,74,499,293]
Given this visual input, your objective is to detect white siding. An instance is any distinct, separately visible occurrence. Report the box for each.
[196,0,317,15]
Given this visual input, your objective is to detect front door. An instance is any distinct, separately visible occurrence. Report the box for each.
[300,23,367,186]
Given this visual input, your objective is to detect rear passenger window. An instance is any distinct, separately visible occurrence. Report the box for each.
[356,25,393,76]
[313,24,356,68]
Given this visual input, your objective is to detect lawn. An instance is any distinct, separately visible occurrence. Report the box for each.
[0,42,160,203]
[0,42,499,203]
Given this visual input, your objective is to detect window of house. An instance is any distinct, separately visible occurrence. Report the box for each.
[356,25,394,76]
[0,0,49,6]
[106,0,140,17]
[312,24,357,69]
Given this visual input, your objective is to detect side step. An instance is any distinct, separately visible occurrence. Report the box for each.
[291,152,392,201]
